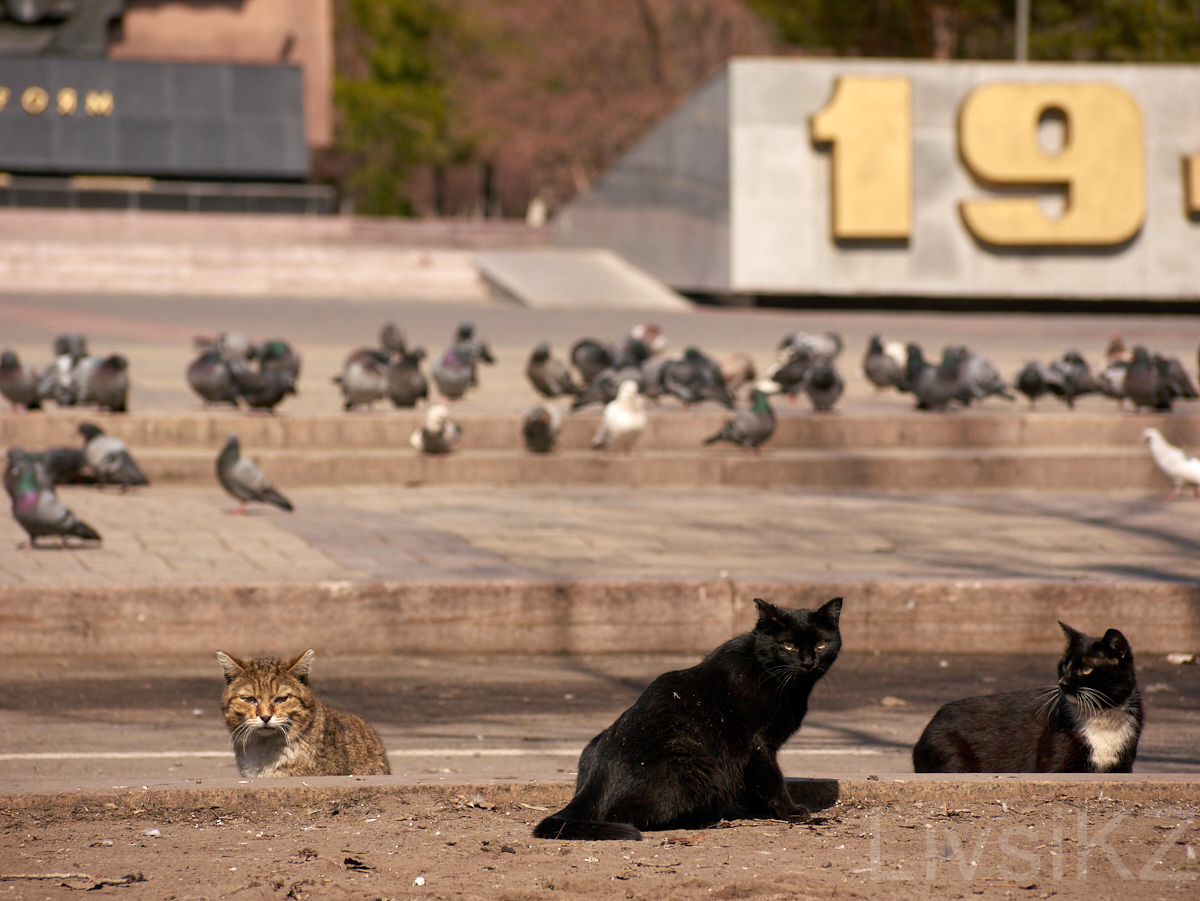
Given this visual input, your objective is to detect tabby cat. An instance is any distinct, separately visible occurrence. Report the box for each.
[217,649,391,777]
[912,622,1143,773]
[534,597,843,841]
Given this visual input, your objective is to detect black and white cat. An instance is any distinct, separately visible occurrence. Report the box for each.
[534,597,843,841]
[912,622,1143,774]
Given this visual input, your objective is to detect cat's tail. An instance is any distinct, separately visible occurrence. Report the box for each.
[533,813,642,842]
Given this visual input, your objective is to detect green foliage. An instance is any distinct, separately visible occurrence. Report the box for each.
[745,0,1200,61]
[335,0,462,215]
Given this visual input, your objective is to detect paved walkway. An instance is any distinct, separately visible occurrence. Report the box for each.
[2,484,1198,587]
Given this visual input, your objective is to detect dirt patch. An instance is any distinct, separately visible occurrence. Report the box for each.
[1,784,1196,901]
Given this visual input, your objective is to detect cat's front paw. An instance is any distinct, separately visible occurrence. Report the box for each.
[786,805,811,824]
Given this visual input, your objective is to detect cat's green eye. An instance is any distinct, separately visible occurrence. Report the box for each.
[815,641,827,650]
[1081,666,1093,675]
[781,641,797,652]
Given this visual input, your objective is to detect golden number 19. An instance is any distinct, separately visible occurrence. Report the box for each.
[810,76,913,241]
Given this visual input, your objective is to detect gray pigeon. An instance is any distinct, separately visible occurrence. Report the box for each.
[78,422,149,488]
[521,404,562,454]
[862,336,905,391]
[526,343,580,398]
[659,348,735,408]
[334,349,390,410]
[216,435,293,514]
[0,350,42,410]
[704,388,775,451]
[76,354,129,412]
[952,347,1013,403]
[5,449,101,547]
[1015,360,1070,407]
[570,364,645,410]
[805,360,844,412]
[187,347,240,407]
[1123,346,1195,412]
[431,345,476,401]
[569,338,614,386]
[230,359,291,413]
[387,348,429,408]
[906,345,963,411]
[256,339,301,395]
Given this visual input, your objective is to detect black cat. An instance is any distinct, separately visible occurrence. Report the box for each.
[912,622,1143,774]
[533,597,843,841]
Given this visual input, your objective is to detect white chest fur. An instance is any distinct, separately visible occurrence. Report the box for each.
[234,730,302,777]
[1077,705,1139,771]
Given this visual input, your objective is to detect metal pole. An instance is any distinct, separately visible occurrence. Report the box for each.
[1015,0,1030,61]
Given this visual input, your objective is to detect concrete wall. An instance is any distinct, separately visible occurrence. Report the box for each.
[551,69,731,294]
[555,58,1200,300]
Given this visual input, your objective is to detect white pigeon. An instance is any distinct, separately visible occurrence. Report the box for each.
[411,404,461,455]
[592,380,646,453]
[1143,428,1200,498]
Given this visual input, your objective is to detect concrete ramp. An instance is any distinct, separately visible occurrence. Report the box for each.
[473,247,693,311]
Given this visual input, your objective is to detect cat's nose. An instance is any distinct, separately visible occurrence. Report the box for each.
[259,715,271,724]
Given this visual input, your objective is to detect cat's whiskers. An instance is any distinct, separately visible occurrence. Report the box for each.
[1033,686,1062,724]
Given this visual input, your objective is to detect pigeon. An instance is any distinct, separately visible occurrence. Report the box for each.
[334,349,390,410]
[1143,428,1200,499]
[862,336,906,391]
[53,333,88,363]
[1097,358,1129,404]
[75,354,130,412]
[805,360,844,412]
[610,335,652,371]
[760,346,816,397]
[38,447,90,485]
[1106,334,1132,364]
[569,339,614,386]
[521,404,562,454]
[256,340,301,395]
[1123,346,1193,412]
[216,435,293,514]
[592,380,646,453]
[78,422,149,488]
[778,331,842,363]
[211,331,254,362]
[952,347,1013,403]
[5,449,101,547]
[659,348,735,408]
[1047,352,1098,408]
[570,363,645,410]
[906,344,963,411]
[230,360,292,413]
[716,352,756,395]
[1015,361,1071,407]
[187,347,240,407]
[379,321,407,357]
[526,343,580,398]
[387,348,429,408]
[410,404,461,454]
[630,323,666,356]
[431,344,477,401]
[704,388,775,451]
[450,322,495,386]
[0,350,42,410]
[39,351,79,406]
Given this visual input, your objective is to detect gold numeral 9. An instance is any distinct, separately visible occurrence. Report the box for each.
[810,76,912,241]
[958,82,1145,246]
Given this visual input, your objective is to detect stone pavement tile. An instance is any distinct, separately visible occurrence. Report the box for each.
[2,484,1200,588]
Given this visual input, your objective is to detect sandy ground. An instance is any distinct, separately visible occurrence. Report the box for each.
[2,782,1197,900]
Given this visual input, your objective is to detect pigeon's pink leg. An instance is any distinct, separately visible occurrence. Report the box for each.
[229,502,247,515]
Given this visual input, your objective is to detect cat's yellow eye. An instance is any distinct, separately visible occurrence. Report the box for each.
[782,641,797,652]
[1081,666,1093,675]
[816,641,827,650]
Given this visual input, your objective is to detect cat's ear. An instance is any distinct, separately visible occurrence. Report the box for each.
[216,651,245,684]
[817,597,842,626]
[286,649,316,683]
[753,598,788,632]
[1058,621,1083,645]
[1101,629,1131,660]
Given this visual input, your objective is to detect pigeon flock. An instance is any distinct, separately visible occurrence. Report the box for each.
[5,323,1200,546]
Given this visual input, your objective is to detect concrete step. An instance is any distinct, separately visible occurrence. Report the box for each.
[126,445,1165,491]
[4,409,1197,453]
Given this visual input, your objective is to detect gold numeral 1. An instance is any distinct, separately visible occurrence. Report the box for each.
[1186,153,1200,216]
[810,76,913,241]
[958,82,1145,246]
